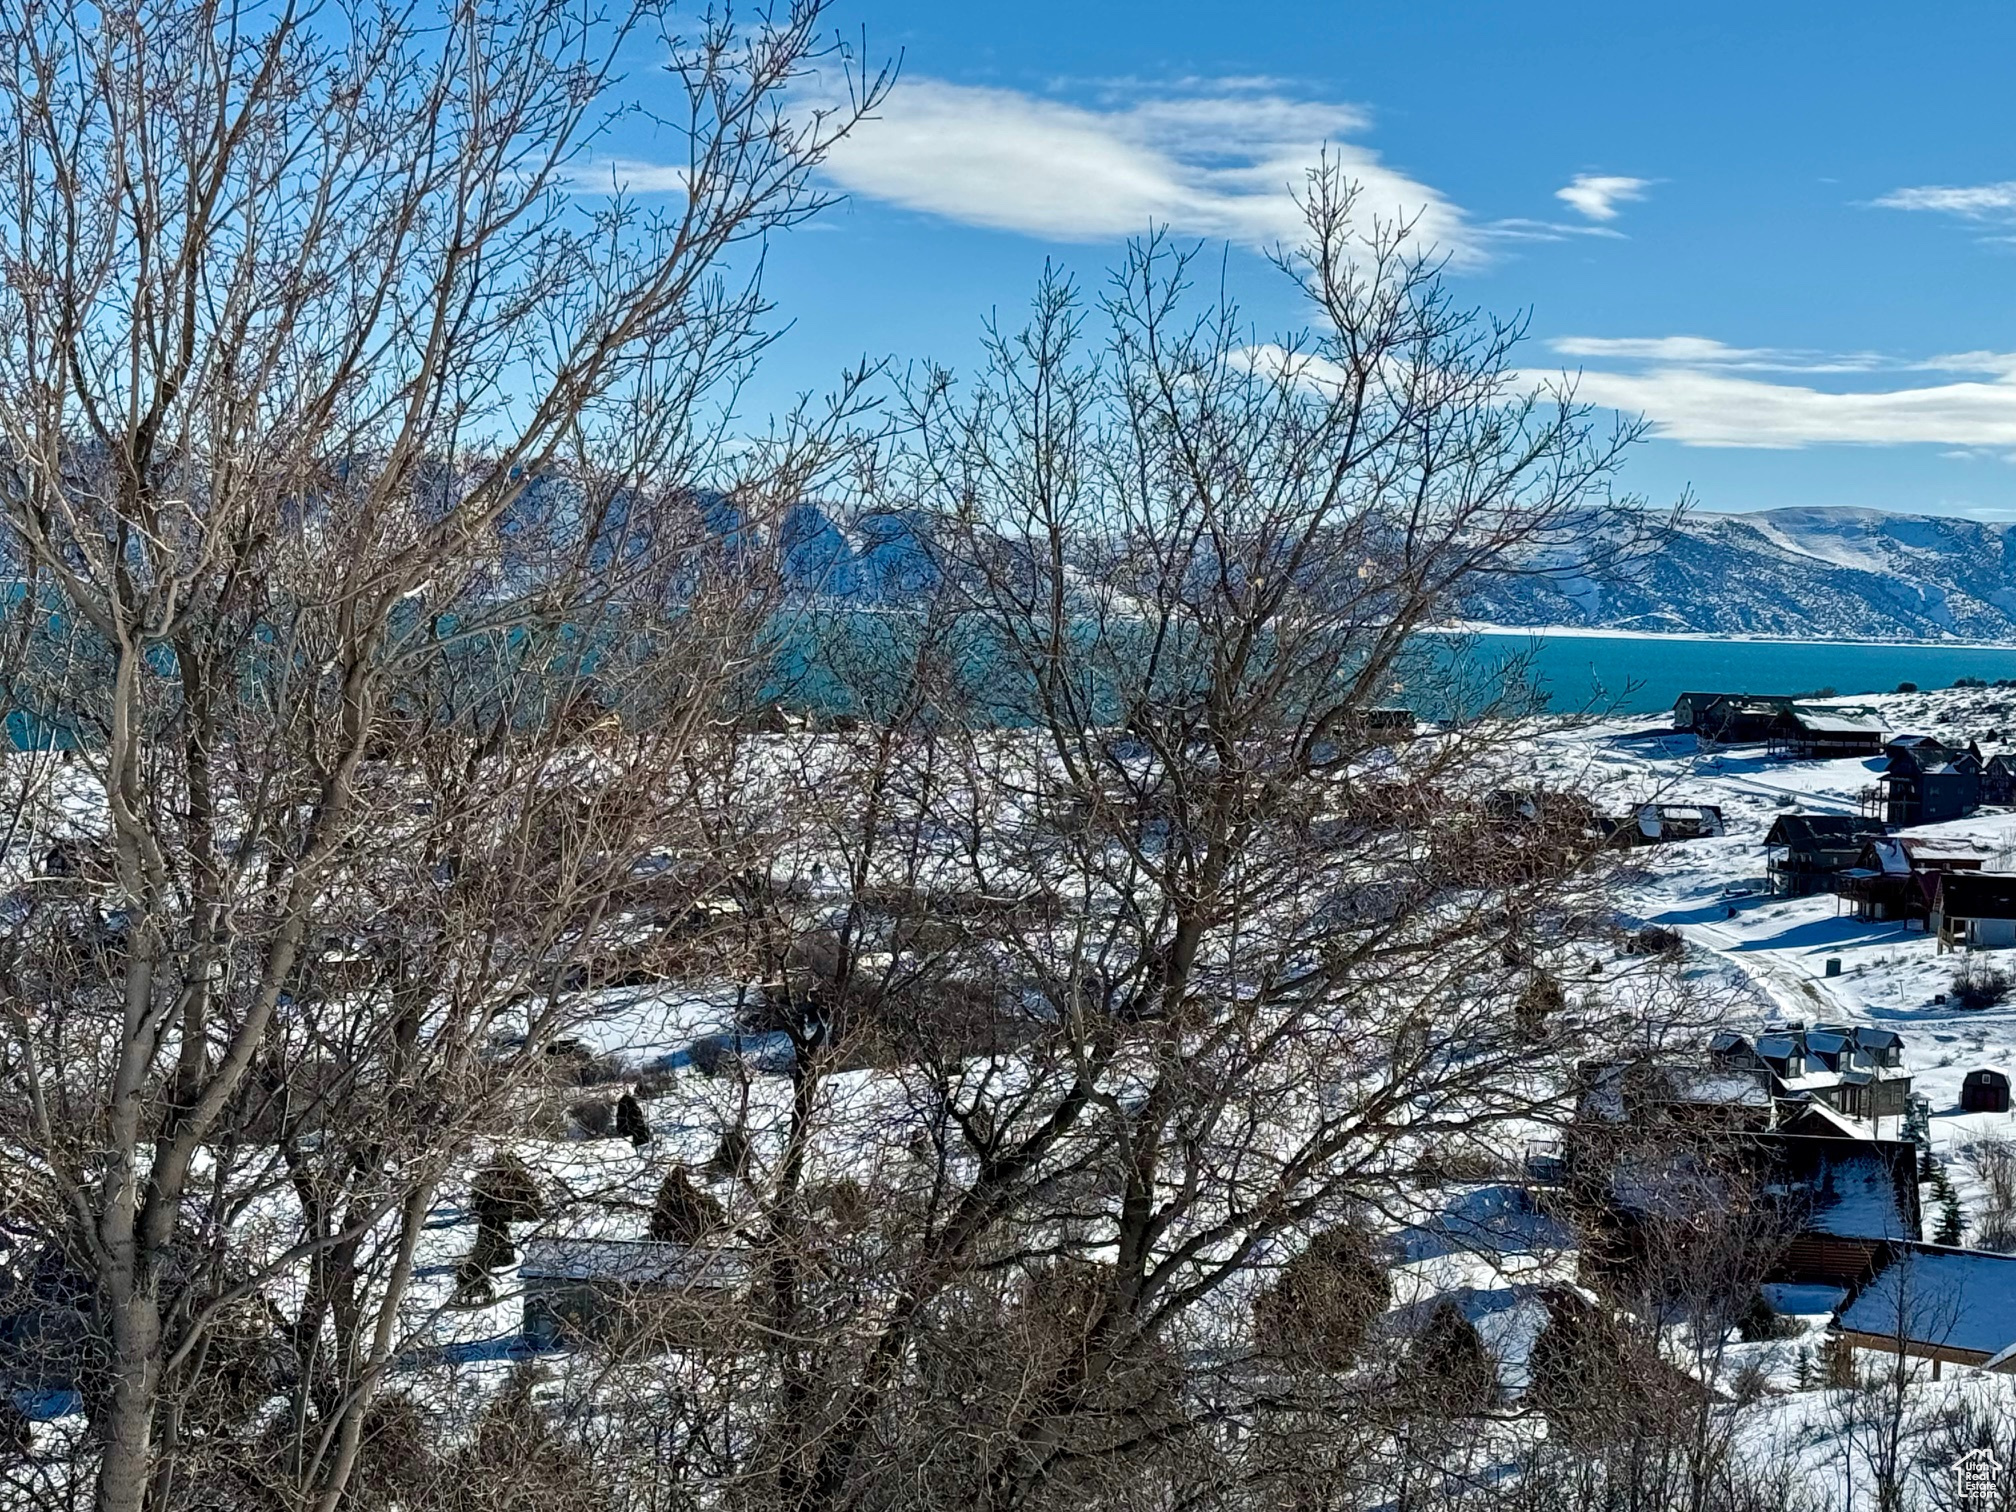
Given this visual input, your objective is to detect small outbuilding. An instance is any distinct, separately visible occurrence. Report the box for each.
[1961,1068,2013,1114]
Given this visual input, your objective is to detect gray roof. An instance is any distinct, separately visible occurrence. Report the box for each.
[1837,1247,2016,1358]
[519,1237,750,1288]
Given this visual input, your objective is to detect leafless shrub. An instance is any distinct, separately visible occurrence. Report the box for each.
[1952,962,2011,1010]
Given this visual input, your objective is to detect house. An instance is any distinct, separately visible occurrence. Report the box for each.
[1961,1068,2012,1114]
[1576,1057,1775,1136]
[1863,744,1982,826]
[1986,752,2016,805]
[1763,814,1884,897]
[1673,693,1798,745]
[1838,836,1987,923]
[1768,705,1885,760]
[1709,1022,1913,1126]
[1884,733,1951,763]
[1576,1130,1921,1292]
[1831,1244,2016,1376]
[1769,1137,1924,1287]
[521,1237,748,1350]
[1933,871,2016,952]
[1600,803,1727,847]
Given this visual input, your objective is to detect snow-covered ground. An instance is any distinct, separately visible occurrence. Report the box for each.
[1542,688,2016,1179]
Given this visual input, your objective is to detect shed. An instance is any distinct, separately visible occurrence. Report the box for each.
[1961,1068,2013,1114]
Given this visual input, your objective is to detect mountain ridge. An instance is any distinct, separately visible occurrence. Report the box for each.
[1457,505,2016,643]
[765,500,2016,644]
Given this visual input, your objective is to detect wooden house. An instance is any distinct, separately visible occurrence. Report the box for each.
[1863,744,1982,826]
[1985,752,2016,805]
[1711,1022,1913,1126]
[1576,1057,1775,1136]
[1672,693,1797,744]
[1768,705,1885,760]
[1933,871,2016,952]
[1838,836,1986,923]
[1768,1137,1924,1287]
[1764,814,1884,897]
[1577,1130,1921,1293]
[1831,1244,2016,1376]
[521,1237,748,1350]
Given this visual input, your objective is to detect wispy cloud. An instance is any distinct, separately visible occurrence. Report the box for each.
[1549,337,2016,448]
[1875,181,2016,218]
[797,77,1480,262]
[1555,174,1651,222]
[1550,335,1894,375]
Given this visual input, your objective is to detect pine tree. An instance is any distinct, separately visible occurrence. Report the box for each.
[650,1165,726,1245]
[1930,1158,1966,1245]
[1938,1191,1967,1246]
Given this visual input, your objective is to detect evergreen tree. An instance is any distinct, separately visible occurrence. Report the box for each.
[651,1165,726,1245]
[1930,1159,1966,1245]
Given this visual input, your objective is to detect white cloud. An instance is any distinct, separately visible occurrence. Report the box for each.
[1875,181,2016,217]
[1235,342,1353,393]
[1558,364,2016,449]
[1555,174,1650,222]
[1257,330,2016,451]
[573,159,691,194]
[805,77,1478,261]
[1554,335,1773,365]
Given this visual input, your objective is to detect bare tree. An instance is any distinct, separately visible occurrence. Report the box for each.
[0,0,885,1507]
[548,175,1676,1512]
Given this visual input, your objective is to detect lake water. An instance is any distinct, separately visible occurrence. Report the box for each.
[1463,632,2016,716]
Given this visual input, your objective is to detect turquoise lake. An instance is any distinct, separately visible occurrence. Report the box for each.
[1466,632,2016,716]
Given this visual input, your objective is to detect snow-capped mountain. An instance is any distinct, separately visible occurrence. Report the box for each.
[769,502,2016,643]
[1459,506,2016,641]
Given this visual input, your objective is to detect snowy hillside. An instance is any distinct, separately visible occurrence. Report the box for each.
[1553,684,2016,1165]
[1462,506,2016,642]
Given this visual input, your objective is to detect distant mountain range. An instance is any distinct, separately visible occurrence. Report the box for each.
[768,502,2016,644]
[1457,507,2016,643]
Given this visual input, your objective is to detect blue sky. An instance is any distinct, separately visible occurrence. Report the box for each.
[614,1,2016,519]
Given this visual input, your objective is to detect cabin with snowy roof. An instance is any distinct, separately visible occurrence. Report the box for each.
[1832,1244,2016,1377]
[1600,803,1727,848]
[1764,814,1885,897]
[1933,871,2016,952]
[1710,1022,1912,1126]
[1864,743,1982,826]
[1985,752,2016,804]
[1768,705,1885,760]
[1578,1130,1920,1291]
